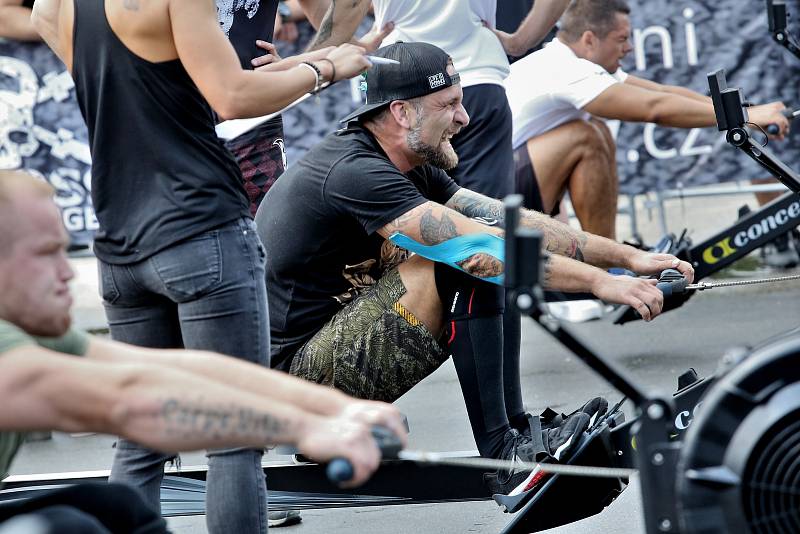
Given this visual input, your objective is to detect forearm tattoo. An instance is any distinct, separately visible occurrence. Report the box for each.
[160,398,288,442]
[309,1,335,49]
[123,0,139,10]
[308,0,364,50]
[420,209,458,244]
[446,189,588,261]
[446,188,504,224]
[386,203,503,280]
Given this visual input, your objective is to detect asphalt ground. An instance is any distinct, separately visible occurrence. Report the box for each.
[10,272,800,533]
[10,190,800,533]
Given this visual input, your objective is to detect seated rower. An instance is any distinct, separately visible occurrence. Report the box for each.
[504,0,790,239]
[255,42,693,494]
[0,171,406,532]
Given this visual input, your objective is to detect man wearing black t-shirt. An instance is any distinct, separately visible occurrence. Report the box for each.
[256,41,694,495]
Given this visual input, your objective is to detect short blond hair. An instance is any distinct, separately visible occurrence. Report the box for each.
[0,171,56,254]
[0,170,55,203]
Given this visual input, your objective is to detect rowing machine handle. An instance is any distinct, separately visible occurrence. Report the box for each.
[326,426,404,484]
[767,107,797,135]
[656,268,688,297]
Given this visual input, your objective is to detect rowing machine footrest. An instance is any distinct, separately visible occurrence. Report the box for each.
[494,425,625,534]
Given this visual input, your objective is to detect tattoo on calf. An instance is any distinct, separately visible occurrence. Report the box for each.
[420,209,459,245]
[161,399,287,442]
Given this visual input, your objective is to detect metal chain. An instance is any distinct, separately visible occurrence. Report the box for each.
[687,273,800,291]
[397,451,637,479]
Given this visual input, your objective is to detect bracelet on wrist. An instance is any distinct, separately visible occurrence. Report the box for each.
[299,61,323,94]
[317,58,336,85]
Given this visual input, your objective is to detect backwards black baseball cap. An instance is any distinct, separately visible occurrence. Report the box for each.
[339,41,461,124]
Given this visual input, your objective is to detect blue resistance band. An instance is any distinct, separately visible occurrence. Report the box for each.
[388,232,505,285]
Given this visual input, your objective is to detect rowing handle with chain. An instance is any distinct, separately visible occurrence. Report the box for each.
[656,268,688,296]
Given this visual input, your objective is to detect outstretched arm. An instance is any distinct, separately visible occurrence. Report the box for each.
[625,75,710,104]
[585,77,790,136]
[0,344,393,485]
[85,337,407,441]
[378,195,688,319]
[443,187,694,280]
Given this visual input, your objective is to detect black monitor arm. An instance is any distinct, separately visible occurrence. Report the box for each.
[767,0,800,60]
[707,68,800,194]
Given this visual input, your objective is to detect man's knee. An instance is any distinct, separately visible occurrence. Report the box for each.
[433,263,504,320]
[573,120,610,155]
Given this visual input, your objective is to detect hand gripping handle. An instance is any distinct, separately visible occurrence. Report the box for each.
[655,268,688,297]
[767,107,797,135]
[326,426,404,484]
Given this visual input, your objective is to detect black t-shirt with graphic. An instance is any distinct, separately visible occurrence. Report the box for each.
[256,125,461,369]
[217,0,279,70]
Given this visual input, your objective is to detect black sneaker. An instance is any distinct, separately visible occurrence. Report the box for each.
[541,411,591,462]
[483,429,536,495]
[761,232,800,269]
[521,397,608,445]
[268,510,302,527]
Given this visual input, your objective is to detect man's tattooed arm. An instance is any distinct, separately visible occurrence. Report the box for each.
[379,201,505,280]
[446,188,588,262]
[445,187,505,223]
[304,0,370,51]
[160,398,289,443]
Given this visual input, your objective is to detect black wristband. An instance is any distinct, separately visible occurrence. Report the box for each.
[318,58,336,84]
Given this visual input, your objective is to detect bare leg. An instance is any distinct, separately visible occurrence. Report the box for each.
[752,177,783,206]
[526,120,618,239]
[397,255,443,336]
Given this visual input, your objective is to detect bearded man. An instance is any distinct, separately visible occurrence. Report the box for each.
[255,42,693,494]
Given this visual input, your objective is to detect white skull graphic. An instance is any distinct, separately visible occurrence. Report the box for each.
[217,0,261,36]
[0,57,40,169]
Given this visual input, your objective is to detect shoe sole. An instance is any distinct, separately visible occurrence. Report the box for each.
[268,514,302,527]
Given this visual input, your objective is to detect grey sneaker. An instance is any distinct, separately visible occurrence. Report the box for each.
[761,233,800,269]
[268,510,302,528]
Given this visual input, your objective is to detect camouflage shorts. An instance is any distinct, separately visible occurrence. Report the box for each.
[288,267,448,402]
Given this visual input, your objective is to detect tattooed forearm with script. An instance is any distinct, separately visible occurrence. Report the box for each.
[160,398,289,443]
[445,188,587,261]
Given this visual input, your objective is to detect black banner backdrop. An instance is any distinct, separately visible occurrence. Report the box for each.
[278,3,800,194]
[2,2,799,246]
[0,39,94,246]
[615,0,800,193]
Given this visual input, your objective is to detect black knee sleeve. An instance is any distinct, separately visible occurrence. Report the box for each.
[434,263,505,321]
